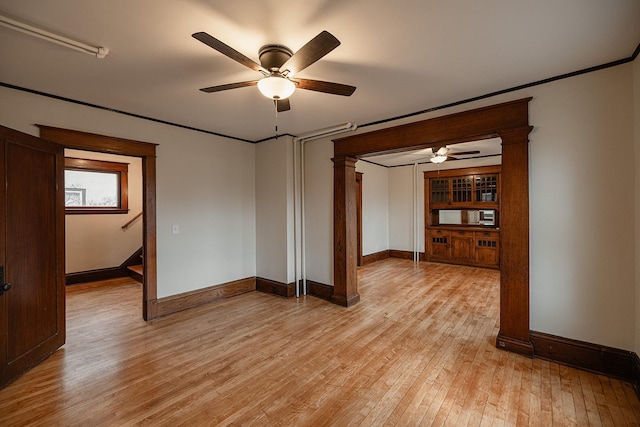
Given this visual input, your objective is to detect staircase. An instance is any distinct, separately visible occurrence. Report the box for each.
[124,248,143,283]
[127,263,143,283]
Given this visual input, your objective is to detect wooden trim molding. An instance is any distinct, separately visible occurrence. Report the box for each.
[388,250,426,261]
[333,98,533,356]
[305,280,334,302]
[423,165,501,179]
[66,267,126,285]
[64,157,129,215]
[38,125,158,321]
[531,331,637,385]
[156,277,256,318]
[332,156,360,307]
[361,250,390,265]
[66,247,143,285]
[256,277,295,298]
[633,353,640,399]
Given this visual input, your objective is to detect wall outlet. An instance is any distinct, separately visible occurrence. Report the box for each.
[172,224,179,234]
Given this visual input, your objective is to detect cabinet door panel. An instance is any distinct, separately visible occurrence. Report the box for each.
[475,232,500,267]
[451,231,474,262]
[428,230,450,260]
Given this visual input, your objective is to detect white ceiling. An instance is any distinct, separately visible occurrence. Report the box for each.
[0,1,638,142]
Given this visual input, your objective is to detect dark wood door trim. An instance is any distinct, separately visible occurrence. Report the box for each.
[356,172,363,267]
[37,126,159,321]
[332,156,360,306]
[333,98,533,356]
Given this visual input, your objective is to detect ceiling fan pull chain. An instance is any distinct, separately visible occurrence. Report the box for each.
[274,100,279,139]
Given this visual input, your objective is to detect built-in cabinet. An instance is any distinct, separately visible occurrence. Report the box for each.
[425,166,501,269]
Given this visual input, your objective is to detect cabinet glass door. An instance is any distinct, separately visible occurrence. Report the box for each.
[452,177,472,203]
[430,179,449,204]
[475,174,498,202]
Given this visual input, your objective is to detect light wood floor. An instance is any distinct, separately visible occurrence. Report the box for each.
[1,259,639,426]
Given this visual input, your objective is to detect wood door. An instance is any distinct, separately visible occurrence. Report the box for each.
[0,126,65,388]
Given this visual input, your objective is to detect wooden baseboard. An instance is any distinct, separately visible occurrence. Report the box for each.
[389,250,426,261]
[156,277,256,317]
[633,353,640,400]
[121,247,143,268]
[256,277,295,298]
[304,280,334,301]
[66,247,144,285]
[66,267,127,285]
[530,331,636,383]
[362,250,390,265]
[496,334,534,357]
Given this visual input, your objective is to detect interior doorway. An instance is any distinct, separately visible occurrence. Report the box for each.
[332,98,534,356]
[38,126,159,321]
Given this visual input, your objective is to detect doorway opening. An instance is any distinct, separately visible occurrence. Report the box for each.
[38,125,159,321]
[332,98,533,356]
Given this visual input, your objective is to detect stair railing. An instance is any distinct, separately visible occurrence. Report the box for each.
[121,211,143,230]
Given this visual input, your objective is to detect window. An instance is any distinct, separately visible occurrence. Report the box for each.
[65,158,129,214]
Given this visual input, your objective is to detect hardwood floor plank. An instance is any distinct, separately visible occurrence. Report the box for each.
[0,260,638,426]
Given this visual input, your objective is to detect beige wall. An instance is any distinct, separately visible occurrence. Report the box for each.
[64,149,143,273]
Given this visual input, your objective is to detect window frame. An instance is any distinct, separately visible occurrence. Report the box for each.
[64,157,129,214]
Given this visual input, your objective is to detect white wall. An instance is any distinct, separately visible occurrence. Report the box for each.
[255,137,294,284]
[303,137,334,285]
[64,149,143,273]
[355,161,389,255]
[304,63,637,351]
[0,86,256,299]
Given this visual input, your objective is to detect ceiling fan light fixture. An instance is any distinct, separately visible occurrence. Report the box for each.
[257,75,296,100]
[430,154,447,164]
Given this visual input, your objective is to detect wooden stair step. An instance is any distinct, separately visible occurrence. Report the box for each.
[127,265,143,275]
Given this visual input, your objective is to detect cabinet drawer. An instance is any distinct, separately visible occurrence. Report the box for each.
[475,230,499,240]
[430,229,451,238]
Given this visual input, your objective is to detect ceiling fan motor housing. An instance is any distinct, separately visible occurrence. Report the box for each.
[259,44,293,72]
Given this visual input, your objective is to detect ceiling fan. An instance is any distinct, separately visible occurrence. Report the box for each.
[192,30,356,112]
[425,146,481,164]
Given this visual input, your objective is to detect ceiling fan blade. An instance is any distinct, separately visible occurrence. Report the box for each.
[449,150,481,156]
[436,147,449,156]
[276,98,291,112]
[280,31,340,76]
[293,78,356,96]
[199,80,259,93]
[192,32,267,74]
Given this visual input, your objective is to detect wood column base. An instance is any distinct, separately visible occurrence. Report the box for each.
[331,293,360,307]
[496,333,534,357]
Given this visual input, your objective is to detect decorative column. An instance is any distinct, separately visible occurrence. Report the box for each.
[332,156,360,306]
[496,126,534,356]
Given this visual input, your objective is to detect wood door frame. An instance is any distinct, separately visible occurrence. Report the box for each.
[332,98,534,356]
[356,172,363,267]
[38,126,160,321]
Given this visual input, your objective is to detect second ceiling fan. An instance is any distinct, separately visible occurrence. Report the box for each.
[192,30,356,112]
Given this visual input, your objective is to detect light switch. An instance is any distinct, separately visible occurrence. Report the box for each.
[172,224,179,234]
